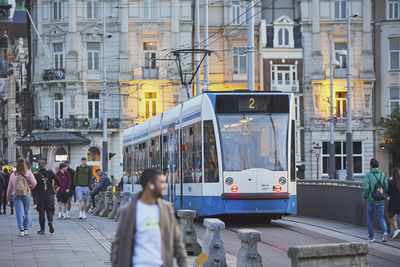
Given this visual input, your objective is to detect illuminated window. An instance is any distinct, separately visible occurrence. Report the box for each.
[54,93,64,119]
[335,91,347,118]
[388,0,400,19]
[144,92,157,119]
[88,93,100,119]
[334,0,347,19]
[87,147,101,162]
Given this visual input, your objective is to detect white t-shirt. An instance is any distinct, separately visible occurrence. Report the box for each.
[132,200,163,267]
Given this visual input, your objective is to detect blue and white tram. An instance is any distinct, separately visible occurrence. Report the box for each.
[123,91,297,218]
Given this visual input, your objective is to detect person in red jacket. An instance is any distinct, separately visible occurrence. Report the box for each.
[56,163,72,220]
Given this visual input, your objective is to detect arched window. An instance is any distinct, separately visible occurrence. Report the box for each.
[87,147,101,162]
[55,147,68,162]
[278,28,289,46]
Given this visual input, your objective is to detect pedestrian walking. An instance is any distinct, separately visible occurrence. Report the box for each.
[56,163,72,219]
[64,160,75,218]
[362,158,389,243]
[0,173,4,214]
[74,157,92,219]
[34,160,60,234]
[90,169,110,210]
[111,168,188,267]
[2,168,13,214]
[387,167,400,240]
[6,157,37,237]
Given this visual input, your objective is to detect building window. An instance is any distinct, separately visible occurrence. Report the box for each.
[87,147,101,162]
[143,42,157,69]
[144,0,156,19]
[389,38,400,70]
[233,47,247,76]
[232,2,241,25]
[390,87,400,114]
[144,92,157,119]
[335,91,347,118]
[54,93,64,119]
[278,28,289,47]
[87,0,99,19]
[53,43,63,69]
[322,141,363,175]
[271,65,297,89]
[53,0,62,20]
[87,42,100,70]
[335,42,347,68]
[388,0,400,19]
[334,0,347,19]
[88,92,100,119]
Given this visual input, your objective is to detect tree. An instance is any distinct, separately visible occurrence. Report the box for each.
[383,107,400,152]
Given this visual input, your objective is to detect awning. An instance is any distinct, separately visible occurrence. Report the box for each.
[16,132,91,146]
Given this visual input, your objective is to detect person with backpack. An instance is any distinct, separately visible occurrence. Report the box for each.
[362,158,389,243]
[387,167,400,240]
[74,157,93,219]
[2,168,13,214]
[6,157,37,237]
[90,169,110,210]
[34,160,60,234]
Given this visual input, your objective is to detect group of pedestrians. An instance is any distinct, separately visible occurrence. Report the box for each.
[362,158,400,242]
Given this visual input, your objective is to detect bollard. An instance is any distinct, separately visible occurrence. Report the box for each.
[195,218,227,267]
[108,192,120,219]
[236,229,262,267]
[99,191,113,217]
[177,210,202,256]
[287,242,369,267]
[94,191,106,216]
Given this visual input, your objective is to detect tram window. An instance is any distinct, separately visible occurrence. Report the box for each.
[150,137,160,169]
[204,120,219,183]
[162,134,168,175]
[182,122,202,183]
[175,130,180,184]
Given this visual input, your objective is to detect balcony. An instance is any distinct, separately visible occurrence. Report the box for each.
[42,69,65,81]
[271,80,299,92]
[33,117,120,131]
[334,68,347,79]
[142,67,159,79]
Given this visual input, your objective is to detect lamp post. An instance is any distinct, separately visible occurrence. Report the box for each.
[345,9,359,181]
[313,143,322,180]
[329,39,336,179]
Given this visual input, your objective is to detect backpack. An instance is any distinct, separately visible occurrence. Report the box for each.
[371,173,386,201]
[15,174,29,196]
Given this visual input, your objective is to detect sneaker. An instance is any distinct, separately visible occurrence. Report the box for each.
[48,222,54,233]
[78,211,83,219]
[11,209,14,215]
[392,229,400,240]
[58,213,62,220]
[382,233,388,242]
[19,230,25,237]
[24,229,29,236]
[368,238,375,243]
[34,204,37,210]
[82,211,87,219]
[2,210,5,215]
[66,211,70,218]
[37,230,45,235]
[63,213,67,219]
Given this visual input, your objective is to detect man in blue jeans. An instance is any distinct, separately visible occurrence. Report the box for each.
[362,158,389,243]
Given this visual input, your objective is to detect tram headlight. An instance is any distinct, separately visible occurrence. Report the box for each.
[279,177,287,185]
[225,177,233,185]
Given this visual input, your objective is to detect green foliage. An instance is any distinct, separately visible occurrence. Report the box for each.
[384,107,400,152]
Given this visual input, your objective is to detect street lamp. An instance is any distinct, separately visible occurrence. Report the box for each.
[345,10,359,181]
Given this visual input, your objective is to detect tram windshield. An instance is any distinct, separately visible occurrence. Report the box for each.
[217,113,288,171]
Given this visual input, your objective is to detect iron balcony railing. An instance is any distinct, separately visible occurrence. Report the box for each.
[33,117,120,130]
[42,69,65,81]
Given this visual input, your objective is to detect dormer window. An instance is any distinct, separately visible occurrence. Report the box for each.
[273,16,294,48]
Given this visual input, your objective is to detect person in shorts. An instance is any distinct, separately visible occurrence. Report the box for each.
[74,158,92,219]
[64,160,75,218]
[56,163,71,219]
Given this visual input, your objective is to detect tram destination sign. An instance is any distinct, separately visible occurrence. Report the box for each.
[215,94,289,113]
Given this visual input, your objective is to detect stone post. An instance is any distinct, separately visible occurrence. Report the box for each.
[99,191,113,217]
[108,191,120,219]
[177,210,201,255]
[236,229,262,267]
[94,191,106,216]
[287,242,369,267]
[195,218,227,267]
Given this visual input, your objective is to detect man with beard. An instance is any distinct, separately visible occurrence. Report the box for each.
[111,168,187,267]
[34,160,60,234]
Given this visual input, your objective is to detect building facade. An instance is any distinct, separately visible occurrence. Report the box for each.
[300,0,375,180]
[374,0,400,175]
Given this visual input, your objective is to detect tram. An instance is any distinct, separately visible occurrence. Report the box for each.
[123,91,297,219]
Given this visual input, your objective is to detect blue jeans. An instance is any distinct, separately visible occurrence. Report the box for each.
[12,194,32,231]
[367,200,387,240]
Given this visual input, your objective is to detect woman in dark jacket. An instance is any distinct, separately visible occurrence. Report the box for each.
[388,167,400,240]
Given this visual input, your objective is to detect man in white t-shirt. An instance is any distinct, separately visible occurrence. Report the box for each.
[111,169,188,267]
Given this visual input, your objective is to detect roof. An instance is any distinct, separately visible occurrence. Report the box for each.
[16,132,91,146]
